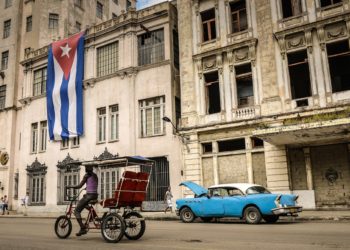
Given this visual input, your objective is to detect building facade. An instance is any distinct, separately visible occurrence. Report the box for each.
[178,0,350,209]
[16,1,181,214]
[1,0,179,214]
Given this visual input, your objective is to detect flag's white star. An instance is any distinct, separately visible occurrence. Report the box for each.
[60,43,71,58]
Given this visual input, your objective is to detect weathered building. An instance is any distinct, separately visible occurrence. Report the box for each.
[178,0,350,209]
[1,0,177,214]
[15,1,181,214]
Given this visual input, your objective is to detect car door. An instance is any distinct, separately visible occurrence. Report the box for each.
[222,188,246,217]
[200,188,225,216]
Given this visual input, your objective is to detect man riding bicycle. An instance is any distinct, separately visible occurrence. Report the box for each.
[67,165,98,236]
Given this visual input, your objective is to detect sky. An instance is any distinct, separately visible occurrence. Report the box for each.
[136,0,169,10]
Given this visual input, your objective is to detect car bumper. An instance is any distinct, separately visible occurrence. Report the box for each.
[271,206,302,216]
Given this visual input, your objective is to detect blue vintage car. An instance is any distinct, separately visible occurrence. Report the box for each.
[175,182,302,224]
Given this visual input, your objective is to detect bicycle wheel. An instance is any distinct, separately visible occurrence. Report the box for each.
[124,212,146,240]
[54,215,72,239]
[101,213,125,243]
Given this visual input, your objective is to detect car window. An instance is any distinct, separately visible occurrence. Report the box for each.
[209,188,228,197]
[227,188,243,196]
[246,186,271,195]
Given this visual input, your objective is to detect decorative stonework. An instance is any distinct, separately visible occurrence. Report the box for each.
[286,33,305,49]
[325,22,347,41]
[195,58,203,79]
[227,51,234,72]
[234,47,249,62]
[325,168,339,184]
[26,158,47,173]
[57,153,80,169]
[202,56,217,71]
[94,147,119,161]
[216,54,223,74]
[317,27,326,50]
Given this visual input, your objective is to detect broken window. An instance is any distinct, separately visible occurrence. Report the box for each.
[202,143,213,154]
[201,8,216,42]
[230,0,248,33]
[218,138,246,152]
[204,71,221,114]
[138,29,164,66]
[281,0,302,18]
[327,40,350,93]
[320,0,342,7]
[287,50,311,100]
[235,63,254,107]
[252,137,264,148]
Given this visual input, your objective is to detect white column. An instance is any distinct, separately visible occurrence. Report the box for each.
[245,137,254,184]
[217,60,225,112]
[303,147,313,190]
[85,47,94,79]
[26,69,33,98]
[212,141,219,185]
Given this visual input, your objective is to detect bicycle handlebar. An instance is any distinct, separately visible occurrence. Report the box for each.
[64,187,86,202]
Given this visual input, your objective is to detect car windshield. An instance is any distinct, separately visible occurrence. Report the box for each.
[246,186,270,194]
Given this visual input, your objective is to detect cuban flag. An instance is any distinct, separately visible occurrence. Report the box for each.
[46,32,84,141]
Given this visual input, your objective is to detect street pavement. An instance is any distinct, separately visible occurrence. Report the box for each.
[3,209,350,221]
[0,217,349,250]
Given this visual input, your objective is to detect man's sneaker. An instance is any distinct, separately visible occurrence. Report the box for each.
[76,228,87,236]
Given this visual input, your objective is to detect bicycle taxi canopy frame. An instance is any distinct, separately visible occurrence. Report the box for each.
[81,155,154,169]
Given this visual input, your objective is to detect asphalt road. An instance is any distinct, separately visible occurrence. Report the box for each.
[0,218,349,250]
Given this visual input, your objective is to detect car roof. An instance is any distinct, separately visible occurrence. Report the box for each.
[209,183,263,193]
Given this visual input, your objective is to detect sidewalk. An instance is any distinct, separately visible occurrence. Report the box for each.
[143,210,350,221]
[1,210,350,221]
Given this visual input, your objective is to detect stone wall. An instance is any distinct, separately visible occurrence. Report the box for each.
[218,154,248,184]
[252,152,267,187]
[310,144,350,207]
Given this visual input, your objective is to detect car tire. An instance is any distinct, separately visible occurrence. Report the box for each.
[263,215,279,223]
[180,207,195,223]
[200,217,213,223]
[244,206,262,224]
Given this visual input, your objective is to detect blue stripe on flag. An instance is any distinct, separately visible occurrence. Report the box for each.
[60,76,70,139]
[76,35,84,136]
[46,47,56,141]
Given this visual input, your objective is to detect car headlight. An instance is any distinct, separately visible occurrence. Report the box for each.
[274,195,282,208]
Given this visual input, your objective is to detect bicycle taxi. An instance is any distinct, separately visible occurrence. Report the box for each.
[54,155,154,243]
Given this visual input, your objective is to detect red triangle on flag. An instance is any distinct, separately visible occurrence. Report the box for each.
[51,32,83,80]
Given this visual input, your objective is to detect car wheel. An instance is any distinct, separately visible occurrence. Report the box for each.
[244,206,262,224]
[180,207,195,223]
[200,217,213,223]
[263,215,279,223]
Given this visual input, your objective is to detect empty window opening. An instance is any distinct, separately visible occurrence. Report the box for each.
[320,0,342,7]
[235,63,254,107]
[296,99,309,107]
[204,71,221,114]
[201,9,216,42]
[252,137,264,148]
[282,0,302,19]
[327,40,350,93]
[230,0,248,33]
[218,138,246,152]
[202,143,213,154]
[287,50,311,100]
